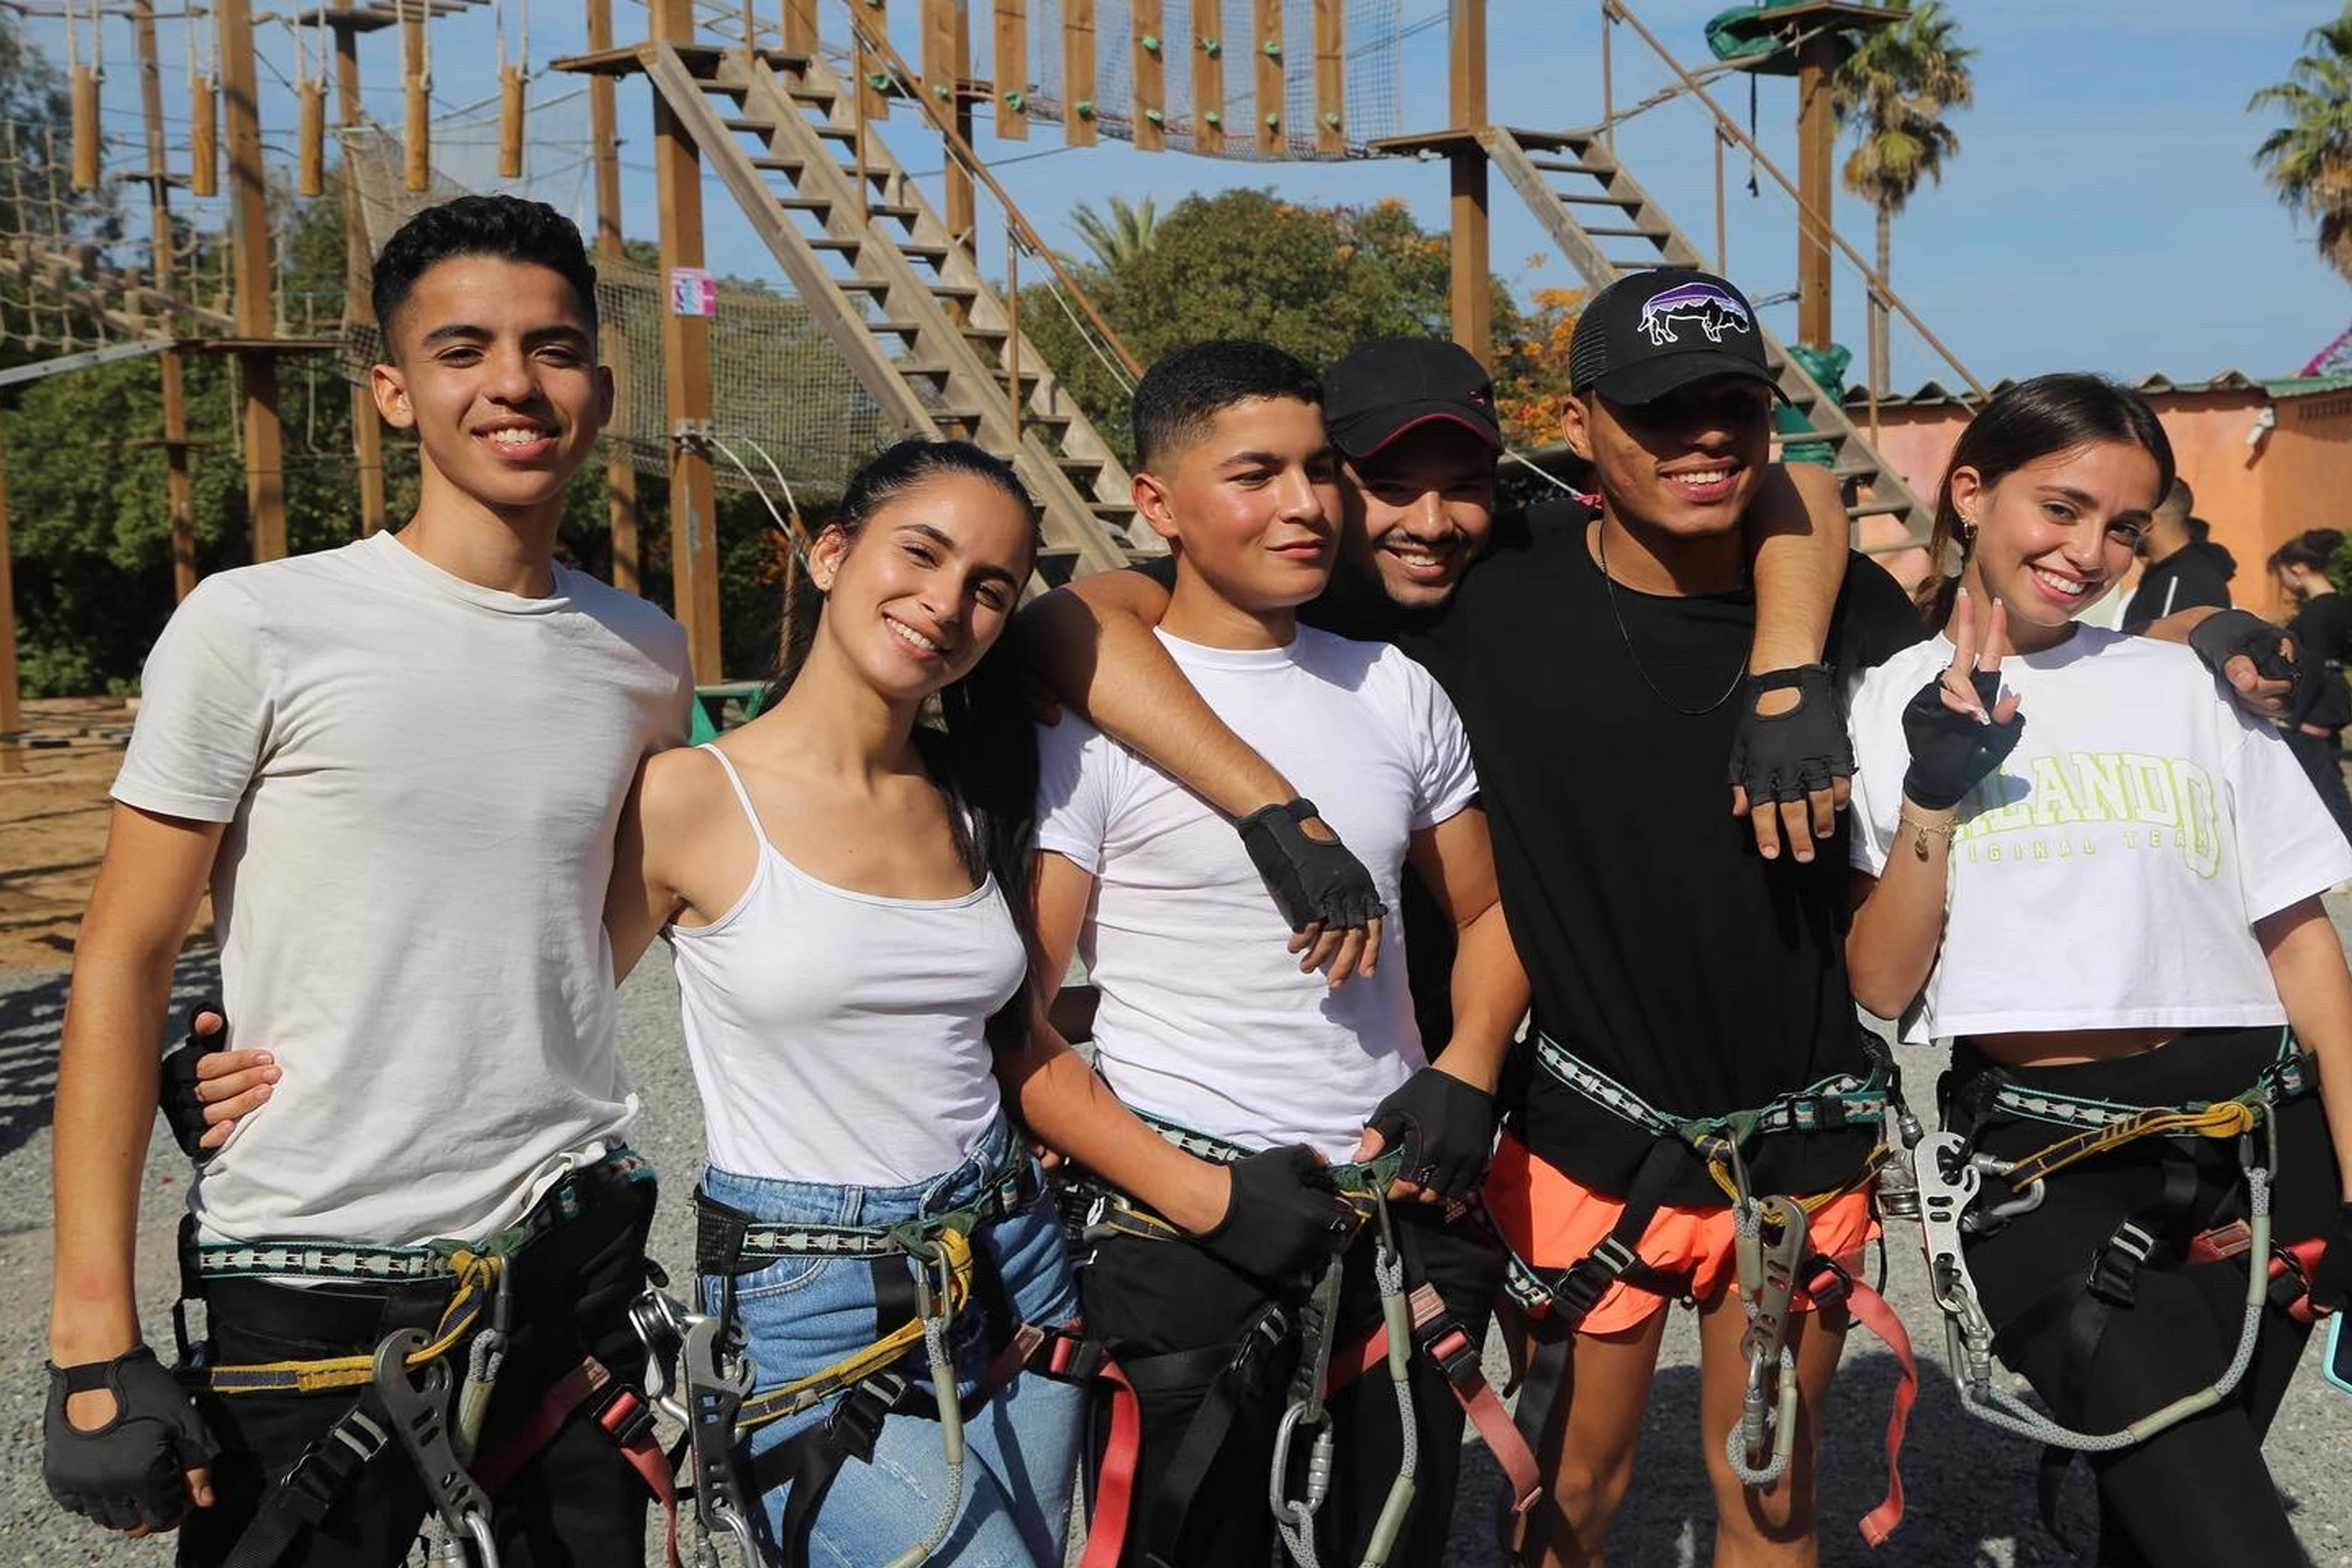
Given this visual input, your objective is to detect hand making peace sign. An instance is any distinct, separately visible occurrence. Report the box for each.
[1900,587,2028,813]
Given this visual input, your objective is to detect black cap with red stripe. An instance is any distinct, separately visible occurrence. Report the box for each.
[1323,338,1503,460]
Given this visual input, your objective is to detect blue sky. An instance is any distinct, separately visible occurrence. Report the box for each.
[55,0,2352,388]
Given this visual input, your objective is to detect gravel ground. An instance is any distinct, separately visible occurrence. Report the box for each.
[5,934,2352,1567]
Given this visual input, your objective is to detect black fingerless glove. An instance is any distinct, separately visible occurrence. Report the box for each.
[44,1347,217,1532]
[1365,1067,1498,1202]
[2188,608,2299,685]
[1726,664,1855,805]
[1235,799,1387,934]
[158,1005,225,1166]
[2305,1202,2352,1317]
[1195,1145,1357,1290]
[1900,670,2025,811]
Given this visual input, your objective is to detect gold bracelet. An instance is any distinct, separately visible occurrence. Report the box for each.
[1897,808,1959,862]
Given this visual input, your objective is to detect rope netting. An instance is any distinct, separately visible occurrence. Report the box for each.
[343,127,889,494]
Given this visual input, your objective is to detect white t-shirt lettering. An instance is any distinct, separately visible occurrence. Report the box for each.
[112,532,692,1246]
[1847,627,2352,1045]
[1035,627,1479,1159]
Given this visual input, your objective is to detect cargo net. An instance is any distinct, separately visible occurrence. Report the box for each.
[1021,0,1403,159]
[344,116,889,497]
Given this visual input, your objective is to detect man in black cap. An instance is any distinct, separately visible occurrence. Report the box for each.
[1019,273,1913,1563]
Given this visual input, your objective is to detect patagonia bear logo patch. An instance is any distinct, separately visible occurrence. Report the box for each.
[1638,282,1753,347]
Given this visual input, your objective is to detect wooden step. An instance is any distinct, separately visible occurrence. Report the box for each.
[1530,157,1613,176]
[750,155,809,175]
[1556,191,1628,206]
[1583,225,1664,240]
[720,115,778,136]
[1846,498,1908,519]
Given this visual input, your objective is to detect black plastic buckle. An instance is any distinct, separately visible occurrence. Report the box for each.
[1231,1303,1294,1387]
[593,1383,659,1451]
[827,1372,908,1465]
[2267,1247,2315,1313]
[1412,1308,1481,1390]
[2087,1223,2155,1308]
[1551,1237,1635,1324]
[282,1408,391,1523]
[1799,1252,1851,1309]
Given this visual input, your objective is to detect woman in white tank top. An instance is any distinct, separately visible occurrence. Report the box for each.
[598,441,1275,1567]
[1845,376,2352,1566]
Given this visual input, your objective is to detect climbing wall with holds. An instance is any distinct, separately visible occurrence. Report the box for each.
[1014,0,1404,158]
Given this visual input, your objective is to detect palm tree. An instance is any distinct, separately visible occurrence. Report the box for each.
[1833,2,1975,398]
[1069,195,1159,275]
[2251,8,2352,288]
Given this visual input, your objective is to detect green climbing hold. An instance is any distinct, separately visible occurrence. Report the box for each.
[1776,342,1852,469]
[1140,33,1161,52]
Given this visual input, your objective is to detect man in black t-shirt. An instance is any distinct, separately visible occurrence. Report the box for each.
[2122,478,2230,632]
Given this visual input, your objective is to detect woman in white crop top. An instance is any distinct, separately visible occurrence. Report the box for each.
[594,441,1286,1567]
[1846,375,2352,1568]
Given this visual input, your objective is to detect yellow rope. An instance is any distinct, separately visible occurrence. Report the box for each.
[737,1229,979,1431]
[1705,1143,1890,1213]
[204,1251,503,1396]
[2004,1101,2258,1192]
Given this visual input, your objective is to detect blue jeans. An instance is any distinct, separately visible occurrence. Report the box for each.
[699,1120,1083,1568]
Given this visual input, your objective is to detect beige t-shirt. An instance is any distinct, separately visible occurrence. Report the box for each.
[113,532,691,1247]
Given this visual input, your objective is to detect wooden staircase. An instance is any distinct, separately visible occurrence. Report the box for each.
[630,41,1159,589]
[1477,125,1935,550]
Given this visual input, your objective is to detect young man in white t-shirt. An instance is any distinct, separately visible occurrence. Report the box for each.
[1033,340,1529,1566]
[42,196,689,1566]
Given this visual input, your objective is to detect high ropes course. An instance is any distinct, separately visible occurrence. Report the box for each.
[0,0,1986,770]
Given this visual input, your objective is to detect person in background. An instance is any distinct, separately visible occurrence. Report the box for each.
[2121,479,2230,632]
[2187,515,2238,584]
[2270,528,2352,843]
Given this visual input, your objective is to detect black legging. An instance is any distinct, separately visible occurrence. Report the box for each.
[1945,1028,2336,1568]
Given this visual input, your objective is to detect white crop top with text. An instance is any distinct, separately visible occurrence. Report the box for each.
[1848,627,2352,1045]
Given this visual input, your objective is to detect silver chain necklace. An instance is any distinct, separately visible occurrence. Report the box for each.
[1594,520,1747,717]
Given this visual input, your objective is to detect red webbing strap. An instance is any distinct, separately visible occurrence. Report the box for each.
[2186,1226,2328,1324]
[472,1355,684,1568]
[1818,1264,1916,1549]
[1078,1357,1142,1568]
[1322,1284,1543,1518]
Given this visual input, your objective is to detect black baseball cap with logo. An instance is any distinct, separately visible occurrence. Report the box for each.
[1567,268,1785,406]
[1323,338,1504,460]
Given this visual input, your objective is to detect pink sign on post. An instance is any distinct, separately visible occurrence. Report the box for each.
[669,267,717,317]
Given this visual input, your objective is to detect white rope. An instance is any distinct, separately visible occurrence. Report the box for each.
[707,430,810,568]
[1503,446,1578,495]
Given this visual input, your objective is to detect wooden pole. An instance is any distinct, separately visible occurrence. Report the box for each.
[1311,0,1341,154]
[334,0,387,537]
[993,0,1025,140]
[297,79,326,196]
[586,0,638,591]
[1005,234,1019,443]
[1253,0,1280,153]
[136,2,197,598]
[220,0,287,563]
[1447,0,1489,364]
[1189,0,1221,152]
[1713,126,1726,275]
[1598,0,1612,150]
[189,66,217,197]
[1131,0,1163,152]
[72,64,102,191]
[924,0,972,248]
[1062,0,1094,145]
[1795,29,1834,350]
[651,0,721,678]
[858,0,890,123]
[402,0,430,192]
[782,0,818,56]
[499,64,524,179]
[0,399,20,776]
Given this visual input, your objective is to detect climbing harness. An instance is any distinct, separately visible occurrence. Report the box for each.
[176,1150,662,1568]
[1060,1110,1539,1568]
[1499,1034,1917,1548]
[674,1137,1068,1568]
[1897,1034,2320,1458]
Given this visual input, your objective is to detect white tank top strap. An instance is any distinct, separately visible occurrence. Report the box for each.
[698,743,770,851]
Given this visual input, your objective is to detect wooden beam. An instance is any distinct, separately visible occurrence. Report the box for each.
[858,0,890,122]
[334,0,386,538]
[1131,0,1163,151]
[1447,0,1489,364]
[927,0,973,250]
[1062,0,1094,145]
[401,0,429,190]
[1312,0,1342,153]
[586,0,638,592]
[651,0,722,677]
[1795,29,1834,349]
[993,0,1026,139]
[1189,0,1221,153]
[781,0,817,55]
[135,2,198,596]
[220,0,288,562]
[0,399,20,775]
[1254,0,1281,153]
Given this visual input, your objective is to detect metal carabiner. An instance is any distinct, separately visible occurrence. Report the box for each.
[678,1312,759,1566]
[372,1328,500,1568]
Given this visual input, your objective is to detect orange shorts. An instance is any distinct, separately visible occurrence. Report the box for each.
[1485,1132,1879,1336]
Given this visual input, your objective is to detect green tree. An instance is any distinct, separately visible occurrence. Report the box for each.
[1833,1,1974,397]
[1069,195,1159,273]
[1024,190,1525,465]
[2251,7,2352,286]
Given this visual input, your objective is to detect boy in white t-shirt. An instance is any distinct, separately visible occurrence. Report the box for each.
[42,197,689,1566]
[1033,341,1529,1566]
